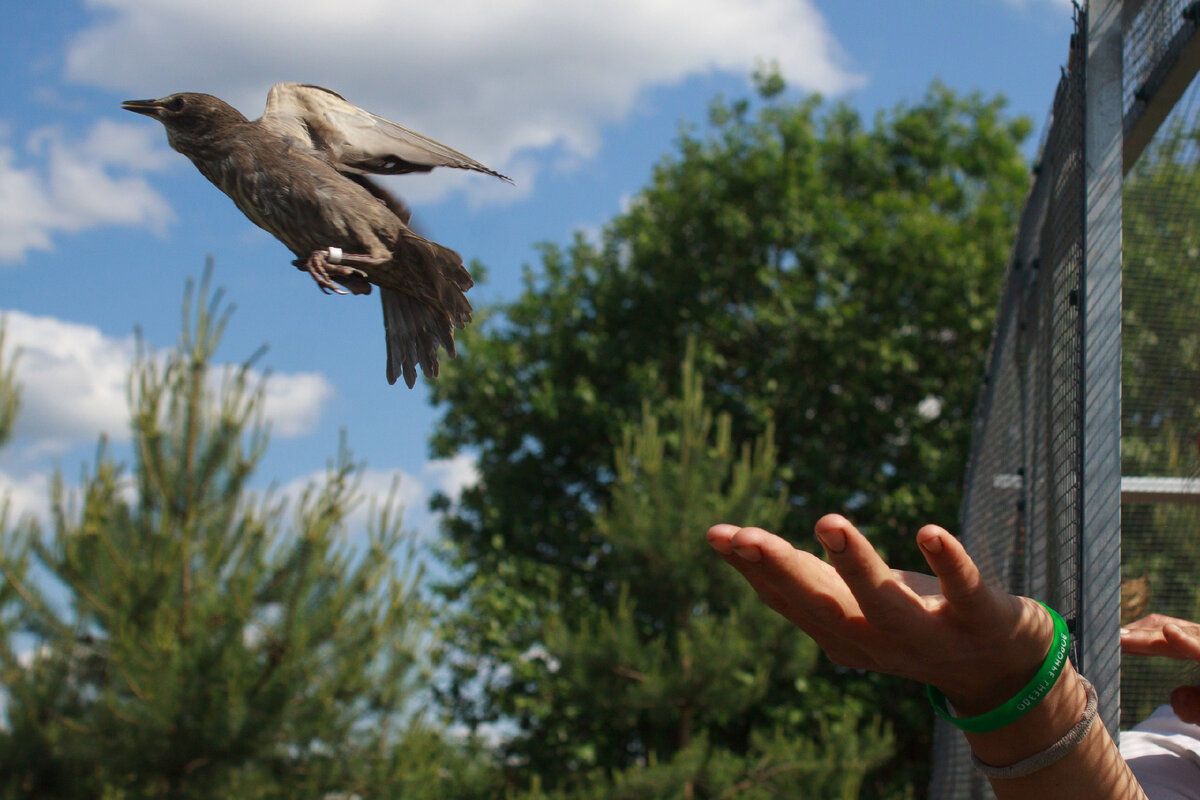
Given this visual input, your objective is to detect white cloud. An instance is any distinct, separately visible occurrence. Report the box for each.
[65,0,863,202]
[2,311,135,450]
[261,372,335,438]
[420,452,480,503]
[278,453,479,541]
[0,310,333,454]
[0,120,174,263]
[0,468,52,527]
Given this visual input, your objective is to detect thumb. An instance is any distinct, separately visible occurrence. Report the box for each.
[1164,623,1200,662]
[915,525,991,615]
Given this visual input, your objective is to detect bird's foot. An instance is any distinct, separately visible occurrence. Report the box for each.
[331,249,390,268]
[296,247,382,295]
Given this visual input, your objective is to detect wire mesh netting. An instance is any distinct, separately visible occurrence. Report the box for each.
[931,1,1200,795]
[1124,0,1197,104]
[927,11,1088,797]
[1119,66,1200,729]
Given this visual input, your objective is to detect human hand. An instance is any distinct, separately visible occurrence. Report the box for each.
[1121,614,1200,723]
[1121,614,1200,659]
[706,514,1054,716]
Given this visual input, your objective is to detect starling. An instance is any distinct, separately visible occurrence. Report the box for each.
[123,82,510,388]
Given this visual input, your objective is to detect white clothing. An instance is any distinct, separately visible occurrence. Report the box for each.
[1121,705,1200,799]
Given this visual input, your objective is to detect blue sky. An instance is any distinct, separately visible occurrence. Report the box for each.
[0,0,1075,544]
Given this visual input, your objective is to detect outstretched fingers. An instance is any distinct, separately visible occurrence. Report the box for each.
[811,514,923,628]
[706,524,867,656]
[707,524,858,620]
[706,525,792,615]
[709,517,1058,704]
[710,522,937,672]
[711,518,994,632]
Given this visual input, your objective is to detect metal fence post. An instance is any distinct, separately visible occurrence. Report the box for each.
[1081,0,1124,738]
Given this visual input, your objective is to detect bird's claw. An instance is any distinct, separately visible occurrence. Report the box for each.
[296,248,374,295]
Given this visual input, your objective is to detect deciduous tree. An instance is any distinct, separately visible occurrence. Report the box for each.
[432,76,1031,795]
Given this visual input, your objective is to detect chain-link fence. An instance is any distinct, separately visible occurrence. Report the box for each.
[928,8,1088,795]
[929,0,1200,795]
[1119,63,1200,728]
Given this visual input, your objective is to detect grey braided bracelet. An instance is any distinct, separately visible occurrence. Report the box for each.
[970,676,1099,780]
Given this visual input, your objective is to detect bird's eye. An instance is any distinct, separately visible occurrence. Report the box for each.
[166,96,186,112]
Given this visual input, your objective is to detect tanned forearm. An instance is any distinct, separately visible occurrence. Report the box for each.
[964,666,1145,799]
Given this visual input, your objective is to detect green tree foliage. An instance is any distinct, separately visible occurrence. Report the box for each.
[431,78,1031,794]
[498,352,894,798]
[0,274,498,799]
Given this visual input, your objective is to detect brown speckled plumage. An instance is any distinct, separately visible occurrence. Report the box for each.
[123,83,510,388]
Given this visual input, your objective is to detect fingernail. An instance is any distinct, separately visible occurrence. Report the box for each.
[920,535,944,555]
[708,538,733,555]
[1120,627,1130,636]
[816,527,846,554]
[734,546,762,562]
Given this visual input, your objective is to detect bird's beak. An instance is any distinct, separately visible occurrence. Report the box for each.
[121,99,165,117]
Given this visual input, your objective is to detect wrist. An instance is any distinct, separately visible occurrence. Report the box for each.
[970,676,1099,778]
[929,601,1070,732]
[937,597,1058,717]
[963,663,1090,769]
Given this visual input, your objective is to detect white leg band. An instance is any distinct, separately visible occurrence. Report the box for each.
[327,246,343,264]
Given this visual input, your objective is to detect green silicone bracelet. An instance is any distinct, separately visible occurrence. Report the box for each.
[926,601,1070,734]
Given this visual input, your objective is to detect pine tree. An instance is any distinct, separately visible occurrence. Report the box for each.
[0,271,498,799]
[492,347,894,798]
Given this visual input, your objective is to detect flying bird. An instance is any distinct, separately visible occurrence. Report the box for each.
[123,82,510,388]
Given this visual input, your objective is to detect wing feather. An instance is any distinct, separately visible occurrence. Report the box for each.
[261,82,511,182]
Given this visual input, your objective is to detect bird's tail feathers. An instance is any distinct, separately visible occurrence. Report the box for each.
[382,288,443,387]
[399,228,473,295]
[381,230,474,388]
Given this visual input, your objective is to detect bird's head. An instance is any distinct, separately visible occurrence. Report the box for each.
[122,93,248,151]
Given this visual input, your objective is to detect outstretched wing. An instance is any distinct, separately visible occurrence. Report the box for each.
[260,82,511,182]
